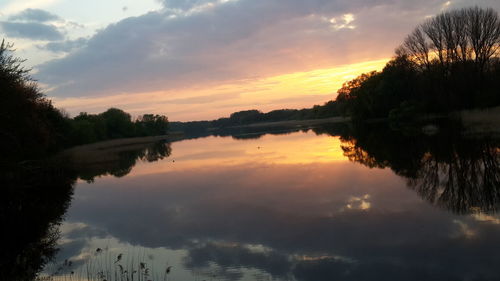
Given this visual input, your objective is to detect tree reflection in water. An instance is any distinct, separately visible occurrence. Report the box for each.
[63,140,172,182]
[0,140,171,280]
[408,140,499,214]
[333,122,500,214]
[0,163,75,281]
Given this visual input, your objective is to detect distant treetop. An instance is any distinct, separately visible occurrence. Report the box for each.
[397,6,500,72]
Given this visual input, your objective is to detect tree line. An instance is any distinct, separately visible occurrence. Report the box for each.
[336,6,500,120]
[172,7,500,134]
[69,109,169,145]
[3,6,499,159]
[170,101,340,134]
[330,121,500,215]
[0,40,169,161]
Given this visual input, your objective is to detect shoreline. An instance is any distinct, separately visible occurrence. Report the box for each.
[62,105,500,157]
[58,133,182,167]
[62,133,183,154]
[224,116,350,129]
[455,106,500,136]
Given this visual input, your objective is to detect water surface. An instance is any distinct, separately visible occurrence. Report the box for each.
[40,125,500,281]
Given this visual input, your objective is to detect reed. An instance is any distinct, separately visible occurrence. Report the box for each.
[37,247,172,281]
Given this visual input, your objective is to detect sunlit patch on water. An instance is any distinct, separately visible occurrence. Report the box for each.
[37,125,500,281]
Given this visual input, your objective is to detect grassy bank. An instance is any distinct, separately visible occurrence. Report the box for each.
[57,133,180,170]
[456,106,500,135]
[225,116,349,129]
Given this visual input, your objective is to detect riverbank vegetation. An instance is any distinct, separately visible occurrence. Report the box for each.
[170,102,340,135]
[330,121,500,214]
[335,6,500,121]
[0,40,169,161]
[68,110,169,146]
[2,7,499,158]
[172,6,500,134]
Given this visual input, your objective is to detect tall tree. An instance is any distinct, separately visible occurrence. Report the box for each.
[0,39,69,160]
[399,7,500,73]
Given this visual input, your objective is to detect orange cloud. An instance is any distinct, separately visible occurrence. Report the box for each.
[52,58,388,121]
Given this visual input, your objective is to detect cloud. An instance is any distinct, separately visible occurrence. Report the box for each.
[165,92,240,105]
[35,0,394,97]
[329,13,357,30]
[161,0,218,11]
[184,242,292,279]
[0,21,64,40]
[36,0,500,116]
[0,8,67,41]
[8,8,61,22]
[64,158,500,281]
[39,37,88,53]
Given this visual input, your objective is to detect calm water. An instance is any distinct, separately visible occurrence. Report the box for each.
[9,124,500,281]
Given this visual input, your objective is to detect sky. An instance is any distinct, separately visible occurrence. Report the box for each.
[1,0,499,121]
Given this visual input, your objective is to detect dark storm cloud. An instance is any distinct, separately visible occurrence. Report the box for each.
[8,8,61,23]
[0,21,64,40]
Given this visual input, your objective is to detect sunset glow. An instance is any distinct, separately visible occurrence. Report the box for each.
[127,131,350,177]
[52,58,388,120]
[3,1,500,280]
[4,0,496,121]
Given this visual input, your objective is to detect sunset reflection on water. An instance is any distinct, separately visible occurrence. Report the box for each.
[45,129,500,281]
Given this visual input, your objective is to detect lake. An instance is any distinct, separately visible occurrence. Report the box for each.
[4,122,500,281]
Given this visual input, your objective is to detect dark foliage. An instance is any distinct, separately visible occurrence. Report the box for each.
[135,114,169,137]
[170,100,341,136]
[0,40,70,160]
[1,39,171,161]
[0,138,171,279]
[1,39,171,160]
[323,122,500,215]
[336,7,500,121]
[67,110,169,146]
[72,141,172,182]
[0,162,75,281]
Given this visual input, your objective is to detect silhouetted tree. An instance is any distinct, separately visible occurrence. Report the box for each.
[335,7,500,120]
[0,39,70,160]
[99,108,135,139]
[399,7,500,72]
[135,114,169,136]
[229,110,263,125]
[0,162,75,280]
[338,122,500,214]
[67,141,172,182]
